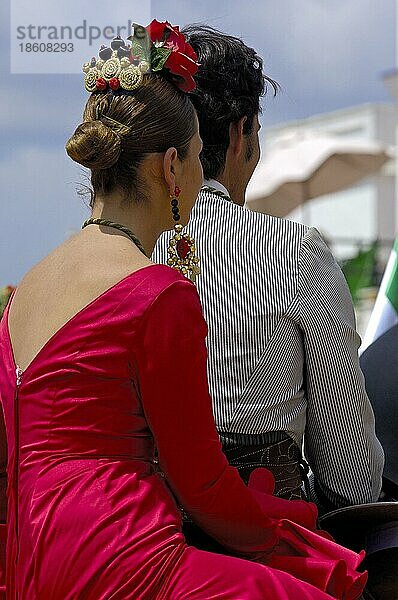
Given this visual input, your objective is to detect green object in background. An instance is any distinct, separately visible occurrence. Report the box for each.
[0,286,15,320]
[340,242,378,305]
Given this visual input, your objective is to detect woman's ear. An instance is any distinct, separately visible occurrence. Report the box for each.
[163,147,178,196]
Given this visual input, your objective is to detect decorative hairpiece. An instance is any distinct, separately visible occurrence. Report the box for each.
[82,20,200,94]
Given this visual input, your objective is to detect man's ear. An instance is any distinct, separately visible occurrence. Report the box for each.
[229,116,248,158]
[163,147,178,196]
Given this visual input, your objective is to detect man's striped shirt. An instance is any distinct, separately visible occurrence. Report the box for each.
[153,184,384,508]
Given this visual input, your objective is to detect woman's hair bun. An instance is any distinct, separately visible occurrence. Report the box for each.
[65,120,121,170]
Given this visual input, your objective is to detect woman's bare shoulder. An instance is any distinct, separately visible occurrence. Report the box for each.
[19,230,153,294]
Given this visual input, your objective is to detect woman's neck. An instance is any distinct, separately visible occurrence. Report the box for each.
[91,195,165,257]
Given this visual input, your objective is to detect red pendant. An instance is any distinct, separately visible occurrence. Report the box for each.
[177,238,191,259]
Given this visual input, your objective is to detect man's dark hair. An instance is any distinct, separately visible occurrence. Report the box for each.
[181,24,279,180]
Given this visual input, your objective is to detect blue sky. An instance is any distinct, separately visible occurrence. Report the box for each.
[0,0,395,283]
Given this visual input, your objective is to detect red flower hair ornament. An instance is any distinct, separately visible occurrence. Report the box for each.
[146,19,200,92]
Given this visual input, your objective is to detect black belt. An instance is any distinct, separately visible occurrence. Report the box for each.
[221,432,310,501]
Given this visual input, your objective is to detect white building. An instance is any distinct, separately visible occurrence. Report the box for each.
[255,102,397,263]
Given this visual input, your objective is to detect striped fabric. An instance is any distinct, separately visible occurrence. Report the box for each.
[152,185,384,508]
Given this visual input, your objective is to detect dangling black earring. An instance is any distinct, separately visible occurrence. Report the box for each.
[171,188,181,222]
[167,186,200,283]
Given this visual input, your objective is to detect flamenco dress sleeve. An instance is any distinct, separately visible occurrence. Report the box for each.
[136,279,282,554]
[134,277,367,599]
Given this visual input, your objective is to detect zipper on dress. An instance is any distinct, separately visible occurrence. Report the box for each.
[16,366,23,387]
[14,365,23,575]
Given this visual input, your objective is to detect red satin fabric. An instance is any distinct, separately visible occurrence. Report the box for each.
[0,264,366,599]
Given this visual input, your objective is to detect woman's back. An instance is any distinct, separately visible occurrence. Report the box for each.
[0,260,192,599]
[7,228,152,373]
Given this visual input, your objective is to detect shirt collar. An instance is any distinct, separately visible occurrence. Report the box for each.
[203,179,232,202]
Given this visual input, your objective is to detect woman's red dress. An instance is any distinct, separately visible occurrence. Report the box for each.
[0,265,366,598]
